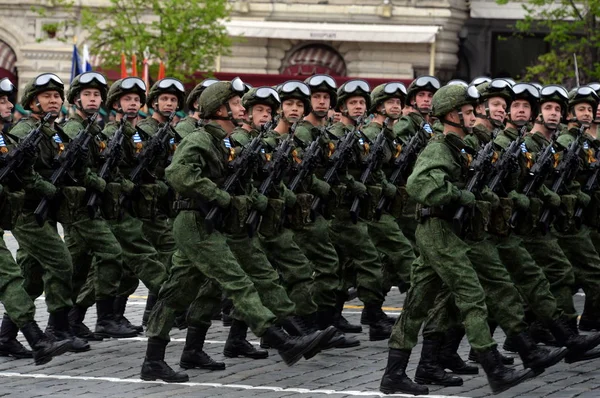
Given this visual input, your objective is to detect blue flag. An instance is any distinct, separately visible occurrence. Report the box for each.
[70,44,82,83]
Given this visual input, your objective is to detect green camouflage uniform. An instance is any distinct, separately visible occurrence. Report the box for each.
[389,132,495,353]
[147,122,294,340]
[175,116,200,139]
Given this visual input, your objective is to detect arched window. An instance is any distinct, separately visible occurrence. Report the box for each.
[0,40,17,82]
[281,44,346,77]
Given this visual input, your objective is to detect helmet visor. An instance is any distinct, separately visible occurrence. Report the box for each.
[471,77,491,86]
[342,80,370,94]
[489,78,513,90]
[157,78,184,93]
[255,87,280,103]
[587,83,600,93]
[466,85,481,101]
[540,85,569,100]
[35,73,63,87]
[281,81,311,96]
[202,78,219,88]
[513,83,539,98]
[79,72,107,86]
[447,79,468,87]
[0,78,15,93]
[414,76,440,90]
[572,86,600,102]
[383,82,407,96]
[121,77,146,91]
[230,77,246,94]
[306,74,337,90]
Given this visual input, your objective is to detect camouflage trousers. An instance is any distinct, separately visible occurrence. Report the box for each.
[520,231,578,320]
[141,212,176,272]
[389,218,495,353]
[0,231,35,328]
[494,233,563,322]
[260,227,318,316]
[554,225,600,319]
[13,214,73,313]
[64,216,123,302]
[293,214,341,310]
[146,210,289,340]
[367,213,415,293]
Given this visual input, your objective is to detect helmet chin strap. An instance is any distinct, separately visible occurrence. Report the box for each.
[411,100,431,116]
[534,114,559,131]
[444,111,472,135]
[311,110,328,118]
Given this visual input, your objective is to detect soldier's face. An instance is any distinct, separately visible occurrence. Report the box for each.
[117,94,141,115]
[251,104,272,126]
[487,97,507,123]
[156,93,178,113]
[311,92,331,113]
[570,103,593,125]
[32,90,63,114]
[381,98,402,119]
[414,91,433,112]
[79,88,102,111]
[458,104,477,127]
[282,99,304,122]
[227,96,245,120]
[539,102,561,127]
[510,100,532,122]
[344,96,366,118]
[0,95,14,120]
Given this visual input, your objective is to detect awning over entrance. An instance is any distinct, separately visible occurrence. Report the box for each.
[225,20,441,44]
[281,45,346,76]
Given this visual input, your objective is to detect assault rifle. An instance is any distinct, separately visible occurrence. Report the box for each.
[245,122,297,237]
[0,112,53,184]
[287,127,325,193]
[349,118,389,224]
[538,124,585,234]
[574,149,600,227]
[487,125,528,194]
[34,112,98,226]
[374,122,430,220]
[86,115,128,218]
[310,117,364,219]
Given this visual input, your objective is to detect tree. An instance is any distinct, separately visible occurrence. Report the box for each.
[80,0,232,81]
[499,0,600,85]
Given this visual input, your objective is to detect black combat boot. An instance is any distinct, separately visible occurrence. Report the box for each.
[316,307,360,349]
[303,312,346,350]
[415,337,463,386]
[223,319,268,359]
[438,327,478,375]
[221,298,233,327]
[363,302,392,341]
[141,337,189,382]
[46,307,90,352]
[380,348,429,395]
[510,331,567,373]
[260,325,326,366]
[281,315,337,359]
[478,347,534,394]
[579,297,600,331]
[142,293,158,327]
[95,298,139,338]
[114,296,143,333]
[68,305,103,341]
[548,316,600,363]
[529,320,559,346]
[360,306,396,326]
[333,295,362,333]
[469,322,513,365]
[20,321,70,365]
[179,326,225,370]
[0,314,32,359]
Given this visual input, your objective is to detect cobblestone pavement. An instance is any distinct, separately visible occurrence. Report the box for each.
[1,230,600,398]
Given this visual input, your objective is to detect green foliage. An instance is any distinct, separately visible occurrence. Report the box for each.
[499,0,600,85]
[32,0,77,42]
[80,0,232,81]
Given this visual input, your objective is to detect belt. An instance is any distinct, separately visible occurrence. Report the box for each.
[172,199,211,215]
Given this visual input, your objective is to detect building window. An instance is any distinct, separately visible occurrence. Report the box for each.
[491,33,549,79]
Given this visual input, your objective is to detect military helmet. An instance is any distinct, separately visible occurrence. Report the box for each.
[147,78,185,111]
[406,76,440,104]
[0,78,16,98]
[432,84,480,118]
[186,78,219,111]
[336,79,371,112]
[476,79,514,106]
[539,85,569,117]
[568,86,599,115]
[242,86,280,115]
[511,83,540,118]
[67,72,108,104]
[470,76,492,87]
[21,73,65,111]
[370,82,407,113]
[199,77,246,119]
[304,74,337,109]
[278,80,312,116]
[106,77,147,111]
[446,79,469,88]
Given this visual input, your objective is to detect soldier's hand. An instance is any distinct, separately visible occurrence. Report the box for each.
[381,182,397,198]
[120,179,135,194]
[34,180,57,199]
[84,173,106,193]
[215,189,231,209]
[157,180,170,198]
[349,180,367,197]
[282,187,297,208]
[457,190,475,207]
[309,175,331,198]
[250,191,268,212]
[538,185,561,208]
[576,191,591,207]
[508,190,530,210]
[480,187,500,209]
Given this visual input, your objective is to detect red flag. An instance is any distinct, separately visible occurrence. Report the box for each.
[157,60,166,80]
[142,48,150,113]
[120,52,127,79]
[131,54,138,77]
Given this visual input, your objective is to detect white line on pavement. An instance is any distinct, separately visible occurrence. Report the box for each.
[0,372,470,398]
